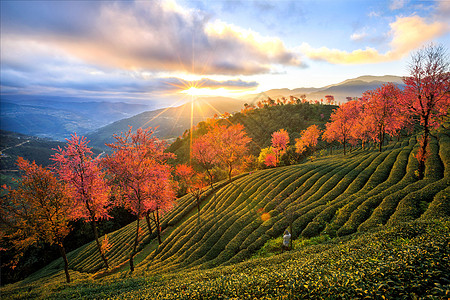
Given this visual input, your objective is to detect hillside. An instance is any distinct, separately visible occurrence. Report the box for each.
[0,130,104,190]
[167,102,337,165]
[86,96,247,150]
[3,128,448,298]
[0,99,151,141]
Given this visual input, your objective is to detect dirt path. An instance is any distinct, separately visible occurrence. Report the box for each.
[0,140,30,155]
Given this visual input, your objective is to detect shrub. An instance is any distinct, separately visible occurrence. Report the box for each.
[421,187,450,219]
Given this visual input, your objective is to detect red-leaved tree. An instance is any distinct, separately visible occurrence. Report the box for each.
[362,83,405,151]
[192,135,218,189]
[401,44,450,179]
[295,125,321,158]
[271,129,290,166]
[102,127,176,272]
[176,164,208,222]
[52,133,111,269]
[194,123,251,182]
[323,100,361,155]
[1,158,74,283]
[215,123,252,181]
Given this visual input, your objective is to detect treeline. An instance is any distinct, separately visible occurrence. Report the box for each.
[167,101,336,167]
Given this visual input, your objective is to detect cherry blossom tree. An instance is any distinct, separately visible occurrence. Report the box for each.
[102,127,176,272]
[271,129,290,166]
[350,108,373,151]
[323,100,361,155]
[52,133,111,269]
[195,123,251,181]
[176,164,208,222]
[1,158,74,283]
[295,125,321,157]
[217,124,252,180]
[401,44,450,179]
[192,135,218,189]
[362,83,405,151]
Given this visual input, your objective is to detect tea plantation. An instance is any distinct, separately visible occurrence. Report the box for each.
[2,130,449,299]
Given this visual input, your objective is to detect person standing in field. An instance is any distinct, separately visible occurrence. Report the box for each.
[283,229,291,251]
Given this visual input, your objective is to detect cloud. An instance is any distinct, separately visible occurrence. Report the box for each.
[301,15,448,65]
[390,0,407,10]
[163,77,259,91]
[1,0,302,76]
[388,15,448,57]
[368,11,380,18]
[350,32,368,41]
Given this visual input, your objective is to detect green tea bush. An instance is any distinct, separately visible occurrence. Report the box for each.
[387,178,449,225]
[421,187,450,219]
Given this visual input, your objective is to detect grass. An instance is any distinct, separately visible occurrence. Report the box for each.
[2,133,449,299]
[2,219,449,299]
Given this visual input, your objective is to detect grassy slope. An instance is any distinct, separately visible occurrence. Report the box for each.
[2,129,449,299]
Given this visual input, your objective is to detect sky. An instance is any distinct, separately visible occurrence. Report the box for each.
[1,0,449,107]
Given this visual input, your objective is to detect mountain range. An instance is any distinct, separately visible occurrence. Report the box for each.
[240,75,404,103]
[0,75,404,143]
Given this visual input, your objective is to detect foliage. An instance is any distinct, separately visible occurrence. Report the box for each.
[176,164,208,221]
[322,100,361,155]
[361,83,406,151]
[102,127,176,271]
[192,123,251,181]
[3,220,449,299]
[0,158,74,282]
[167,102,335,166]
[270,129,289,166]
[52,134,110,221]
[52,133,111,269]
[295,124,321,157]
[401,44,450,179]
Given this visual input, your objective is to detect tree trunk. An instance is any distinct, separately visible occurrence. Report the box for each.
[145,211,153,236]
[378,129,385,152]
[206,169,214,190]
[58,244,71,283]
[343,137,347,155]
[418,126,429,180]
[153,209,162,244]
[130,216,140,273]
[91,219,109,269]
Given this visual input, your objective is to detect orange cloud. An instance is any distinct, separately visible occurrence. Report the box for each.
[301,15,448,65]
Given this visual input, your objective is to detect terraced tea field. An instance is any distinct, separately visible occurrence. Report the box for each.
[3,131,449,299]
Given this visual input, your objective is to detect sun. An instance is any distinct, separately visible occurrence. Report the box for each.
[184,86,202,96]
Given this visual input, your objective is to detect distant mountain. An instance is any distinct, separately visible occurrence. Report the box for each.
[0,75,404,143]
[240,75,404,103]
[86,96,247,150]
[0,98,152,140]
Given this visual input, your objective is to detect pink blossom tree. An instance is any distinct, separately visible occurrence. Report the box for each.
[401,44,450,179]
[362,83,406,151]
[192,135,218,189]
[295,125,322,158]
[52,133,111,269]
[176,164,208,222]
[323,100,361,155]
[271,129,290,166]
[102,127,176,271]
